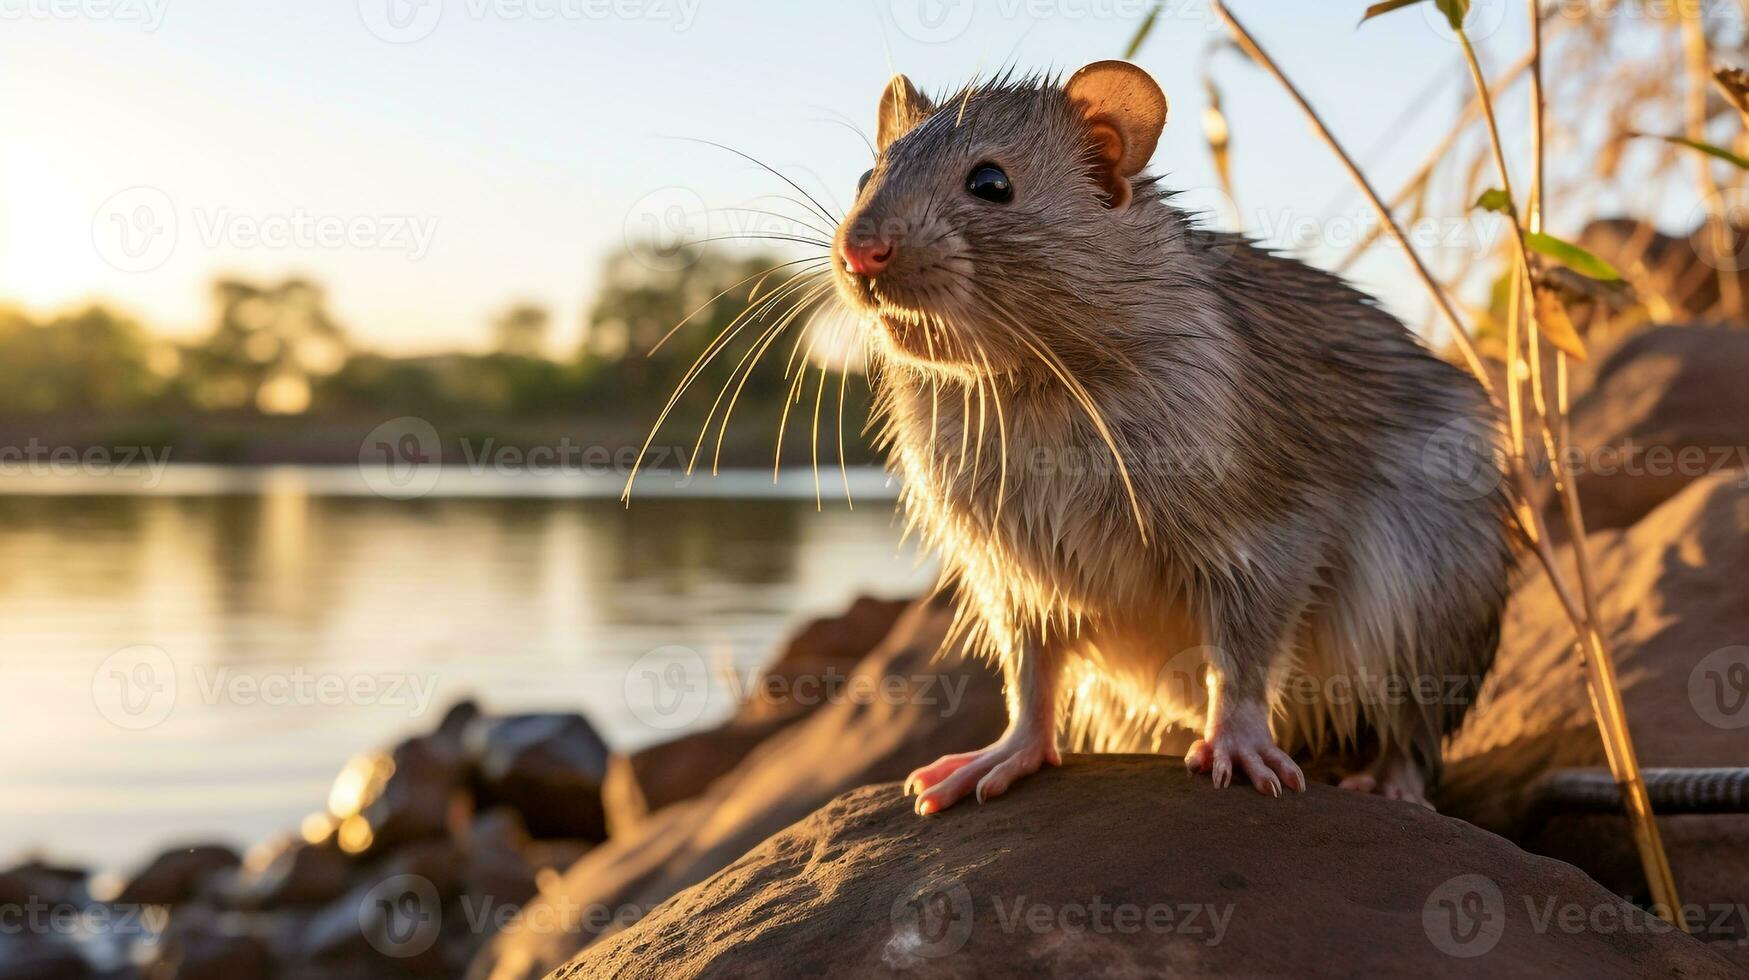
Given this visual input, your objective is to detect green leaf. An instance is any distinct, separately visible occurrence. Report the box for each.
[1525,232,1622,282]
[1651,134,1749,171]
[1123,2,1163,60]
[1473,188,1515,216]
[1359,0,1427,24]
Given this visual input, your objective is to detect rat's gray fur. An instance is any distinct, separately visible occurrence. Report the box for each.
[834,72,1512,793]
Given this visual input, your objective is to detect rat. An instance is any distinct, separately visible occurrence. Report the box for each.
[828,61,1513,811]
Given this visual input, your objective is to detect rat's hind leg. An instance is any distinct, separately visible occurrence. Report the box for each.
[1185,670,1306,797]
[906,632,1063,816]
[1184,579,1308,797]
[1339,745,1431,808]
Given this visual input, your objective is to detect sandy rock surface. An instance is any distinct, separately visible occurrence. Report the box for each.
[555,756,1741,980]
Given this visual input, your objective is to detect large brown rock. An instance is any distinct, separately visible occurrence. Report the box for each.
[1442,473,1749,950]
[0,859,86,909]
[555,756,1739,979]
[601,595,911,833]
[116,844,241,907]
[220,834,354,910]
[465,713,610,841]
[325,734,472,858]
[142,910,273,980]
[1577,218,1748,329]
[467,595,1005,979]
[1552,325,1749,535]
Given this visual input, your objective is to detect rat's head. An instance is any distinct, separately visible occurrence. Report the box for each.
[833,61,1167,377]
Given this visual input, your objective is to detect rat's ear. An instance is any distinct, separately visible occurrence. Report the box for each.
[1065,60,1167,210]
[877,74,933,150]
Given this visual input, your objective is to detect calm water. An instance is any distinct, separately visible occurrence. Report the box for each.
[0,466,932,870]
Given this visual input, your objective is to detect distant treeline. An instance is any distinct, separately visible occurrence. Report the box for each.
[0,250,876,467]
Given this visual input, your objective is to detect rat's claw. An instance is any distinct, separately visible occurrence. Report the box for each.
[1184,738,1213,774]
[1186,719,1303,797]
[907,732,1056,816]
[904,751,981,801]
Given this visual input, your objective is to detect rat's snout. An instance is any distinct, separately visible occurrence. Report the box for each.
[840,231,895,278]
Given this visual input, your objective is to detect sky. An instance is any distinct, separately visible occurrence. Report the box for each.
[0,0,1658,356]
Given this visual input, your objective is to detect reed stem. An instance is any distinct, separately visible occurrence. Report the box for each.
[1211,0,1684,921]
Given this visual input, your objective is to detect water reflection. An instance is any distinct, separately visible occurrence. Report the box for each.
[0,470,929,867]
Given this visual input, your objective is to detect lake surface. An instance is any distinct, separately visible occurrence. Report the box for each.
[0,466,933,870]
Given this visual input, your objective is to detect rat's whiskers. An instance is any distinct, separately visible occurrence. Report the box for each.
[670,137,842,226]
[687,273,833,475]
[713,279,836,475]
[625,264,828,499]
[984,297,1149,544]
[647,255,828,356]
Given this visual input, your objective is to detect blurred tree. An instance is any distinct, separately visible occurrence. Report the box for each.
[0,256,875,466]
[188,278,350,414]
[581,249,819,406]
[491,303,551,359]
[0,306,161,413]
[577,247,876,465]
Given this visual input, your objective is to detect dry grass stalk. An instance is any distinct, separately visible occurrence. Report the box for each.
[1209,0,1684,923]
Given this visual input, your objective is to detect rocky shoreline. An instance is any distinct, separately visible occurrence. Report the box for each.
[6,326,1747,978]
[1,702,613,979]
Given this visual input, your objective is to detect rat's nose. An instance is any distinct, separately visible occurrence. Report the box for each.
[841,236,895,277]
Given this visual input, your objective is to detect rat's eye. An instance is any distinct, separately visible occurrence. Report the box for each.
[965,163,1012,204]
[857,169,873,195]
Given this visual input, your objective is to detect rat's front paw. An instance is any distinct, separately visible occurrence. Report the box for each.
[1185,703,1305,797]
[903,730,1060,816]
